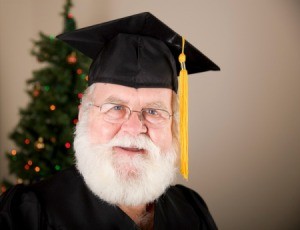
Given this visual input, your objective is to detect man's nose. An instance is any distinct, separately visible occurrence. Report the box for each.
[121,111,147,136]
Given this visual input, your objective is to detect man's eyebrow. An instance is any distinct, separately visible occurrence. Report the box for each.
[104,96,129,104]
[103,96,168,110]
[144,101,168,110]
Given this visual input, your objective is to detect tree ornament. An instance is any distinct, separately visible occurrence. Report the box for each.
[44,85,50,91]
[1,185,6,193]
[49,35,55,42]
[65,142,71,149]
[24,164,30,170]
[33,89,40,97]
[55,165,61,171]
[67,52,77,64]
[24,138,30,145]
[50,137,56,143]
[34,166,40,172]
[35,137,45,150]
[77,93,83,99]
[34,82,41,90]
[32,82,41,97]
[50,104,56,111]
[76,68,83,74]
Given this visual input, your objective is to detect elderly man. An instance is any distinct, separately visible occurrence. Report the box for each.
[0,12,219,229]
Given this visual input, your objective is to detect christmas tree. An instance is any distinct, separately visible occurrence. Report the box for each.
[1,0,91,193]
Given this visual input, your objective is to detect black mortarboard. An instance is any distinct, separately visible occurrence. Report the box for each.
[56,12,219,92]
[57,12,220,180]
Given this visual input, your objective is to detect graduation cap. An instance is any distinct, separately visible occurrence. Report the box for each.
[56,12,220,179]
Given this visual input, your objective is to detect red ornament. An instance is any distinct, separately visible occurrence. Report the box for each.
[67,53,77,64]
[24,138,30,145]
[73,119,78,125]
[65,142,71,149]
[76,68,83,75]
[1,185,6,193]
[24,164,30,170]
[68,13,73,18]
[33,90,40,97]
[77,93,83,99]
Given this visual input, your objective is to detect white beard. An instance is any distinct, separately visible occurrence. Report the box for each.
[74,113,178,206]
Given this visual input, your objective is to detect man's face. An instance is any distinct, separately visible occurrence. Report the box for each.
[75,83,177,206]
[86,83,173,154]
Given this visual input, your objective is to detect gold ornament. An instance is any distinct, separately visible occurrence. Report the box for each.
[32,82,41,97]
[35,137,45,150]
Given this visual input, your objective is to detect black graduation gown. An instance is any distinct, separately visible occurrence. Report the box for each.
[0,167,217,230]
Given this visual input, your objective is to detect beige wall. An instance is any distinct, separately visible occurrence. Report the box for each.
[1,0,300,229]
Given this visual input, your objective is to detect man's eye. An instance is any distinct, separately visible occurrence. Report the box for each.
[146,109,158,115]
[112,105,124,111]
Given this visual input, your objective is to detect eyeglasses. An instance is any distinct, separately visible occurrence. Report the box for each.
[89,103,172,126]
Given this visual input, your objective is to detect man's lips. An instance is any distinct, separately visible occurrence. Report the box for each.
[113,146,146,155]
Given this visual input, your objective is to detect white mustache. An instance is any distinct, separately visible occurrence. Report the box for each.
[106,135,160,154]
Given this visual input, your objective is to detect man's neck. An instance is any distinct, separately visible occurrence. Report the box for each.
[118,203,154,230]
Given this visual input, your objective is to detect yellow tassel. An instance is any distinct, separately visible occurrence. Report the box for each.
[178,37,189,179]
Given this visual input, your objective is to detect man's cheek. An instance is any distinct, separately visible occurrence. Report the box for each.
[88,122,120,144]
[149,130,172,151]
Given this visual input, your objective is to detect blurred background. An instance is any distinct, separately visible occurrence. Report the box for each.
[0,0,299,229]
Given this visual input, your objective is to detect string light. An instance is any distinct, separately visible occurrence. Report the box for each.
[17,178,23,184]
[65,142,71,149]
[35,137,45,150]
[85,75,89,81]
[33,90,40,97]
[50,104,56,111]
[1,185,6,193]
[49,35,55,41]
[55,165,61,171]
[24,138,30,145]
[73,118,78,125]
[11,149,17,156]
[67,52,77,64]
[34,166,40,172]
[28,160,33,166]
[77,93,83,99]
[50,137,56,143]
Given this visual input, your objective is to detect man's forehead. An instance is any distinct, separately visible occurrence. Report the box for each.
[92,83,172,106]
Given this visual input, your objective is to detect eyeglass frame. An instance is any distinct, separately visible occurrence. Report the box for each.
[88,102,173,126]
